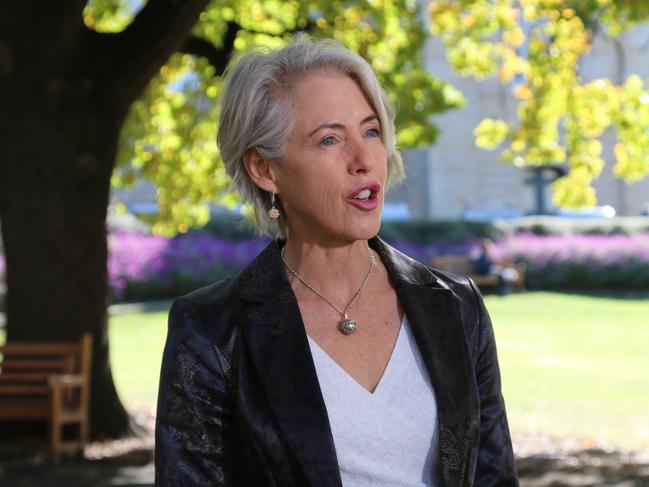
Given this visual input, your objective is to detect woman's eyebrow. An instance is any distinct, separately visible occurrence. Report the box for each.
[361,114,379,125]
[308,122,345,137]
[307,114,379,137]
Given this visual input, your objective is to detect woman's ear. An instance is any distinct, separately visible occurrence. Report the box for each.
[242,148,279,194]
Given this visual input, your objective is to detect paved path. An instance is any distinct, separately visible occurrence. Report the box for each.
[0,461,154,487]
[2,454,648,487]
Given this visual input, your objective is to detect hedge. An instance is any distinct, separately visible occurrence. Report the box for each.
[198,213,649,242]
[494,232,649,290]
[494,216,649,236]
[108,231,268,302]
[2,219,649,306]
[104,230,649,301]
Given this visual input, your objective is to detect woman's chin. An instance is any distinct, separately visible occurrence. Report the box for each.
[347,215,382,241]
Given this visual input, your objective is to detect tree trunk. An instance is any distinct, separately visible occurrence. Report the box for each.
[0,0,212,439]
[0,73,132,438]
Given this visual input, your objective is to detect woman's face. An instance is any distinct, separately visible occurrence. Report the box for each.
[274,70,388,245]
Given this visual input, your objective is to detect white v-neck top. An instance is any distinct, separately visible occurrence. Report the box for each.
[307,317,439,486]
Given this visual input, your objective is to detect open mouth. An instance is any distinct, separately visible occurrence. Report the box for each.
[347,183,381,210]
[349,183,380,201]
[353,189,373,201]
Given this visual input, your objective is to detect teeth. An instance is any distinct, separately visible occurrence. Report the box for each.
[355,189,371,200]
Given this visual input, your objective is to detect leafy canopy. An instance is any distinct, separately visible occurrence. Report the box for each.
[85,0,464,235]
[430,0,649,208]
[87,1,649,232]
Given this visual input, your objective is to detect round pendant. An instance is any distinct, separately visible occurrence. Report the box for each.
[340,318,357,335]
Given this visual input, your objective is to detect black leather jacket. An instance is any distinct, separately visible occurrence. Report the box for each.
[155,237,519,486]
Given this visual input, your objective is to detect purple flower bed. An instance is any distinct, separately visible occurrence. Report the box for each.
[106,233,477,302]
[108,231,268,301]
[3,231,648,304]
[388,234,649,289]
[493,232,649,289]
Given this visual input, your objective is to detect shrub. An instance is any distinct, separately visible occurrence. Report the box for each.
[494,232,649,289]
[386,238,476,264]
[5,225,647,305]
[199,212,259,240]
[106,230,649,300]
[108,231,268,301]
[106,231,480,301]
[494,216,649,236]
[199,214,649,242]
[378,219,501,243]
[198,214,501,243]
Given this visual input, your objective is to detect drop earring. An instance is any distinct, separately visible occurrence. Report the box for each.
[268,193,280,219]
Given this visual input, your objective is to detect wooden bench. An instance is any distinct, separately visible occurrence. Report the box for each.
[431,255,525,291]
[0,333,92,462]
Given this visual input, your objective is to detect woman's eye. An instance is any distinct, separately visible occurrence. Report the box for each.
[365,127,381,137]
[320,136,336,146]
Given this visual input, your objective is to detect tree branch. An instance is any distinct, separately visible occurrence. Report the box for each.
[177,18,316,77]
[246,19,316,37]
[92,2,317,115]
[179,21,241,76]
[100,0,210,113]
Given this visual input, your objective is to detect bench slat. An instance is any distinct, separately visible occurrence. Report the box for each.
[0,342,80,355]
[0,384,49,394]
[0,401,50,419]
[0,359,70,371]
[0,372,51,382]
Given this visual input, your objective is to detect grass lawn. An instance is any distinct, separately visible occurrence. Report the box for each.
[2,291,648,451]
[484,292,649,451]
[108,309,170,413]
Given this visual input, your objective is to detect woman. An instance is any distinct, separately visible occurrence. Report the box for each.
[155,36,518,486]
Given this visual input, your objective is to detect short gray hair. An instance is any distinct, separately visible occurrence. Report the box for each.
[217,35,404,239]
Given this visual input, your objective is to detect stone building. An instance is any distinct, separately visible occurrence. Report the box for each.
[387,21,649,219]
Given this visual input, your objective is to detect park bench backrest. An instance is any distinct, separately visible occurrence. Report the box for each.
[0,333,93,461]
[0,334,92,400]
[431,255,475,275]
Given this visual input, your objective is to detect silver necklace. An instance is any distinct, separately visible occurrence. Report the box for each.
[281,246,375,335]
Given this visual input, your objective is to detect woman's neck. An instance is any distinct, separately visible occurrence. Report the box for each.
[281,238,376,303]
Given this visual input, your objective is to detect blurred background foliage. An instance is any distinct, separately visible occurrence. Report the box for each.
[99,215,649,303]
[431,0,649,209]
[85,0,464,235]
[85,1,649,236]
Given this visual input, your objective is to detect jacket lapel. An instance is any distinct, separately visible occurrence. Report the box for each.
[373,239,480,487]
[235,241,342,487]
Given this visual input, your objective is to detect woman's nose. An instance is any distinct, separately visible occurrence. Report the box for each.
[347,138,374,174]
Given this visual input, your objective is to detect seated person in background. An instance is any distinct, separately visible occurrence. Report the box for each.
[471,238,520,295]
